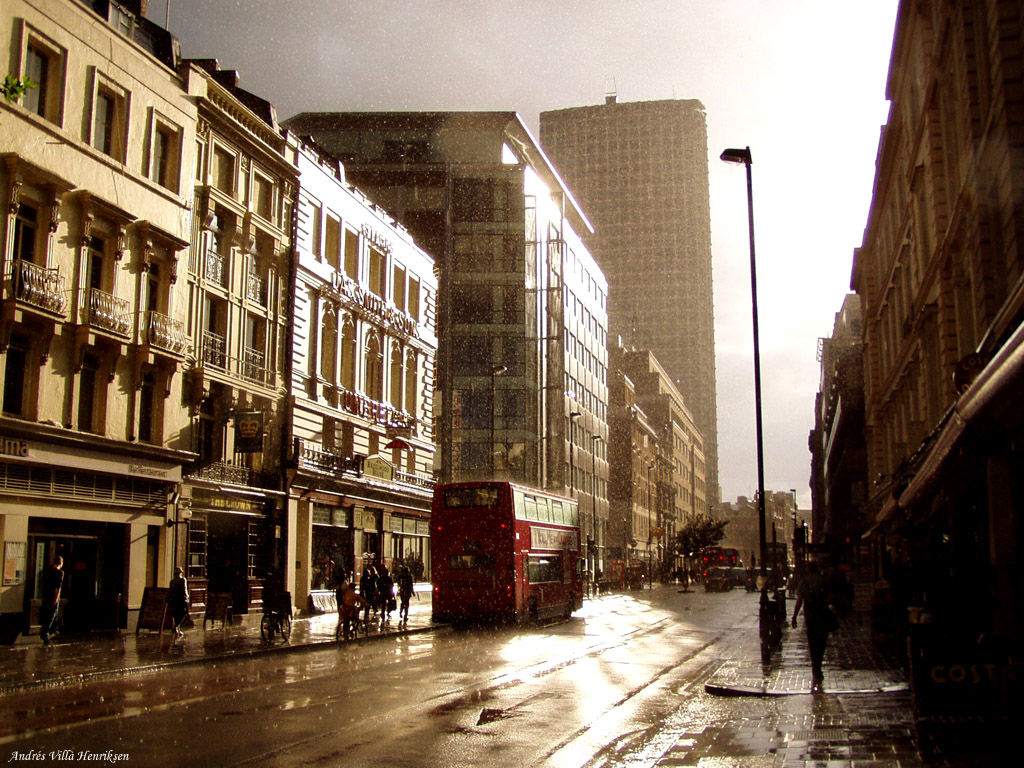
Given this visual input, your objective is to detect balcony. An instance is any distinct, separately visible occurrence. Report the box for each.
[186,460,274,489]
[241,347,273,387]
[202,330,227,371]
[3,259,68,317]
[205,249,228,288]
[141,310,190,357]
[79,287,131,338]
[294,438,435,491]
[246,272,267,306]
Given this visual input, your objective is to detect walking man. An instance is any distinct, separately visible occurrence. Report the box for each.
[791,560,835,691]
[39,555,64,646]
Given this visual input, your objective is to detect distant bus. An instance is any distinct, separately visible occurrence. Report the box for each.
[699,546,739,576]
[431,482,582,623]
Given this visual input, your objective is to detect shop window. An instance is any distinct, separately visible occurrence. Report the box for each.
[91,79,128,162]
[187,516,207,580]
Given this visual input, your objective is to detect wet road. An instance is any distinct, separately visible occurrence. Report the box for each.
[3,589,755,767]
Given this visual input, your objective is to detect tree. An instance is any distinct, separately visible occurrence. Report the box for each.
[673,514,728,563]
[2,74,36,103]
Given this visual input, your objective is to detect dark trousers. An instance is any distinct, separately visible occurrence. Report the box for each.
[39,603,58,641]
[807,628,828,677]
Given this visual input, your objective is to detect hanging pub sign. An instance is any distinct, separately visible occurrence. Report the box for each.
[235,411,264,453]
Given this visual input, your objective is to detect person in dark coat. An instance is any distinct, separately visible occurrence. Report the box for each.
[169,566,190,638]
[360,563,378,624]
[791,561,836,690]
[39,556,64,646]
[377,564,395,623]
[396,563,414,624]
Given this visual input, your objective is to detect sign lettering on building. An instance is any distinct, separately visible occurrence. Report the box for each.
[363,456,395,482]
[0,438,30,458]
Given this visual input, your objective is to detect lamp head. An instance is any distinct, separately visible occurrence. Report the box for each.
[720,147,752,166]
[491,365,508,376]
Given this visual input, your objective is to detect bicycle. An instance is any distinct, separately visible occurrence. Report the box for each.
[335,604,368,641]
[260,591,292,643]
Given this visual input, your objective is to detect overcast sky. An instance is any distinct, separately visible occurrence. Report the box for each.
[153,0,898,508]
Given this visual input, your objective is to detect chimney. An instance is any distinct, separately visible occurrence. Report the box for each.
[604,75,617,106]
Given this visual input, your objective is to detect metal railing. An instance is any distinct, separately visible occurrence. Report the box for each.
[141,310,190,356]
[4,259,68,316]
[294,438,435,491]
[198,332,275,389]
[186,460,274,489]
[206,249,228,287]
[202,330,227,370]
[246,271,267,306]
[241,346,273,387]
[80,287,132,337]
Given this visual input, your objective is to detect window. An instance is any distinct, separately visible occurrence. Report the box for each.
[389,343,403,406]
[213,146,235,195]
[253,174,273,221]
[21,36,64,125]
[148,115,181,192]
[364,332,383,400]
[2,334,32,417]
[137,371,159,444]
[108,2,134,36]
[78,354,100,433]
[321,309,337,383]
[369,247,386,297]
[408,277,420,321]
[325,215,341,270]
[309,202,322,258]
[340,317,356,390]
[13,204,40,264]
[405,352,417,414]
[92,81,128,161]
[344,229,359,279]
[393,265,406,311]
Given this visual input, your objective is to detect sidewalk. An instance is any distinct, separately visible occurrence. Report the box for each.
[0,585,436,696]
[705,605,908,697]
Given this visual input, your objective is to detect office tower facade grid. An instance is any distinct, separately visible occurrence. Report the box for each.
[540,97,719,507]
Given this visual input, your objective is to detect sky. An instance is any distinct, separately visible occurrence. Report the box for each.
[152,0,899,508]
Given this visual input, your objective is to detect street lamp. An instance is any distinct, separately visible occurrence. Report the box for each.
[490,365,507,476]
[721,146,772,661]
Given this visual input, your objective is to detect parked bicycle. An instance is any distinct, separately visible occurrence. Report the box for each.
[260,590,292,643]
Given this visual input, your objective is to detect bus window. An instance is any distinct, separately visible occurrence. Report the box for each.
[528,555,562,583]
[449,553,496,570]
[550,500,563,524]
[568,505,578,526]
[513,489,525,519]
[444,486,501,508]
[537,498,550,522]
[524,496,538,520]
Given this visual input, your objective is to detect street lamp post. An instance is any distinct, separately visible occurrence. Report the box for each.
[721,146,773,662]
[490,365,507,476]
[591,434,604,594]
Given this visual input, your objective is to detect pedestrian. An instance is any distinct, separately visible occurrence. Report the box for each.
[791,560,837,690]
[360,562,378,624]
[169,566,190,638]
[396,563,414,624]
[377,563,395,623]
[38,555,64,646]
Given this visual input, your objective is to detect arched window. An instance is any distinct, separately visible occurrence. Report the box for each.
[364,331,383,401]
[405,351,417,415]
[340,315,356,390]
[389,342,403,406]
[320,308,337,383]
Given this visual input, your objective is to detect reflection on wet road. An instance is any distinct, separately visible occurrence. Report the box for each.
[2,589,748,767]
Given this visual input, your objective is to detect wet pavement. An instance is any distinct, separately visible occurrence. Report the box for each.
[0,585,436,695]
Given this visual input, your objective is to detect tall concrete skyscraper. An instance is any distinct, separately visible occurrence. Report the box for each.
[540,95,718,507]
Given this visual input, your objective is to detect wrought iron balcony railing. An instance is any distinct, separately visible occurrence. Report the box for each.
[141,310,190,356]
[4,259,68,316]
[202,330,227,370]
[205,249,228,287]
[80,287,131,337]
[246,272,267,306]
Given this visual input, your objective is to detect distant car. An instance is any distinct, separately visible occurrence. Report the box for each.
[704,567,733,592]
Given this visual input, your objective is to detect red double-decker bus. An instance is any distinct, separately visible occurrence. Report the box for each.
[431,482,582,623]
